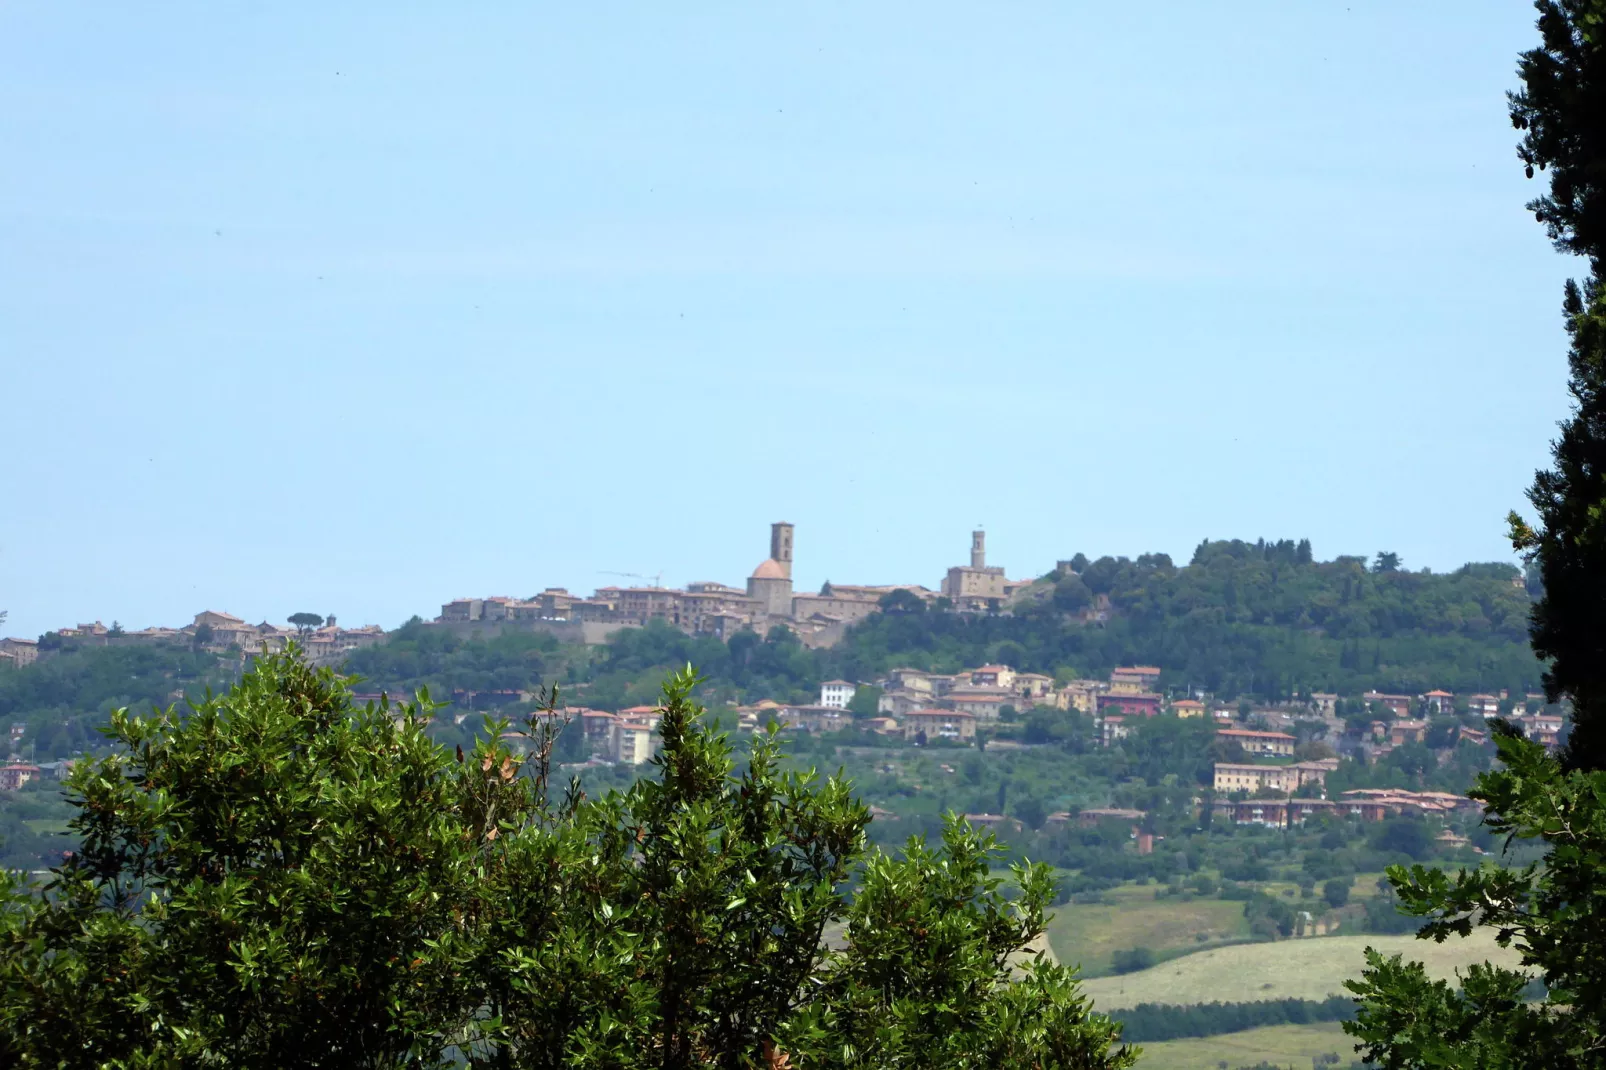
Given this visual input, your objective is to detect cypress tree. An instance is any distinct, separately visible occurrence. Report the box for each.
[1507,0,1606,770]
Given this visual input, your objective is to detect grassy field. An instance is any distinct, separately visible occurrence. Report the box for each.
[24,818,70,835]
[1130,1021,1351,1070]
[1046,885,1251,976]
[1081,928,1520,1009]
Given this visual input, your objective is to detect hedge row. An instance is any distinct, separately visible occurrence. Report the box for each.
[1115,995,1356,1042]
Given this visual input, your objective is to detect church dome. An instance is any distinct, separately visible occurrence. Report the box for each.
[750,558,787,580]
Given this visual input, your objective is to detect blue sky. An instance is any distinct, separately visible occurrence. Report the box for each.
[0,2,1583,639]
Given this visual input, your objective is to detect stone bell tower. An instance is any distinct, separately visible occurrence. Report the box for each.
[770,521,794,580]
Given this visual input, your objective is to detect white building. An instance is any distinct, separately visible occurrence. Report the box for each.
[819,679,856,709]
[611,716,660,765]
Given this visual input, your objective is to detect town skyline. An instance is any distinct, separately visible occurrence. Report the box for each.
[2,520,1524,647]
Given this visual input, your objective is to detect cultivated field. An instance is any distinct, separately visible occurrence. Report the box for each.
[1045,886,1251,976]
[1130,1021,1351,1070]
[1081,928,1521,1009]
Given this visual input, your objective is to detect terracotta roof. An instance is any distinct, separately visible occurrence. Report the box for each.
[1217,728,1296,741]
[750,558,787,580]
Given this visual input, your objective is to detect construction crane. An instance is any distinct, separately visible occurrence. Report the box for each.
[600,570,665,588]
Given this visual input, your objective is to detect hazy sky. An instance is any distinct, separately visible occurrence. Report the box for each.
[0,2,1584,639]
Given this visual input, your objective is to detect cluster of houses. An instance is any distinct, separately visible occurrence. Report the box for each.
[1212,788,1482,829]
[1351,688,1563,751]
[529,668,1575,840]
[0,610,387,669]
[533,661,1565,780]
[870,782,1487,844]
[1038,787,1482,838]
[0,758,75,792]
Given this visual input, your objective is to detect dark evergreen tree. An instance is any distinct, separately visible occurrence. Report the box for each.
[1507,0,1606,771]
[1346,8,1606,1066]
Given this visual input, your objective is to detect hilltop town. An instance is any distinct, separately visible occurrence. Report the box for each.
[0,521,1039,688]
[0,611,386,671]
[0,521,1559,813]
[0,523,1028,676]
[435,523,1036,647]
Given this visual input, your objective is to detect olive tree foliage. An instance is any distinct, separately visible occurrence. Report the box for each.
[0,652,493,1067]
[1343,726,1606,1068]
[0,651,1134,1069]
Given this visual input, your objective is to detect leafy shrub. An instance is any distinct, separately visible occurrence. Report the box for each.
[1111,946,1157,974]
[0,653,1138,1070]
[1116,995,1355,1042]
[1223,859,1271,882]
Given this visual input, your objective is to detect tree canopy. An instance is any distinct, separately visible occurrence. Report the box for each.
[288,612,325,635]
[1344,728,1606,1067]
[833,543,1538,700]
[1507,0,1606,771]
[0,651,1136,1069]
[1344,10,1606,1064]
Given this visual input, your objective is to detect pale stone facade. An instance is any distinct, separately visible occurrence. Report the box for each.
[1212,759,1335,794]
[941,530,1007,607]
[902,708,977,742]
[819,680,856,708]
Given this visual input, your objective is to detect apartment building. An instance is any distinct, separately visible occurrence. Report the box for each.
[1212,759,1334,794]
[903,708,977,743]
[1215,728,1296,757]
[819,680,857,709]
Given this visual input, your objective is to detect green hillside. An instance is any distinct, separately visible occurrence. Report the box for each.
[0,538,1540,756]
[1078,930,1520,1009]
[0,643,237,760]
[338,538,1539,712]
[830,540,1540,699]
[1044,883,1251,976]
[1131,1021,1351,1070]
